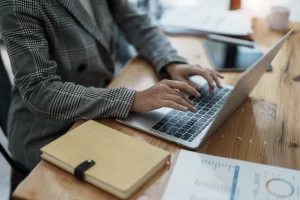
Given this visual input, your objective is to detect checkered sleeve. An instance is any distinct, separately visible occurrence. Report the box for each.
[112,1,188,75]
[0,1,136,121]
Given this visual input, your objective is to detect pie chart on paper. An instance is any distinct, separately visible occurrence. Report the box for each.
[266,178,295,198]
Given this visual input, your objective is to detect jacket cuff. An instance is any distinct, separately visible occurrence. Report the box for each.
[114,87,137,119]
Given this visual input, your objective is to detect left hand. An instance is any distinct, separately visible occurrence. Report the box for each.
[166,63,224,94]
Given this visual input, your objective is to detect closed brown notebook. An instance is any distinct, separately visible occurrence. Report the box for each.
[41,120,170,199]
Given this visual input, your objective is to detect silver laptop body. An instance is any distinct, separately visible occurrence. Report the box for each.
[117,31,292,149]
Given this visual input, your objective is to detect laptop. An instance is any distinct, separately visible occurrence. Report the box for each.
[117,31,292,149]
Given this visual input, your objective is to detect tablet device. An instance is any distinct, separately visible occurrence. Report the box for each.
[203,39,272,72]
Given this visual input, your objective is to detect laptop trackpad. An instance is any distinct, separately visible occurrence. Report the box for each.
[118,108,170,130]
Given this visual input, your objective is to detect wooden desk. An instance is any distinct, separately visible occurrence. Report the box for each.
[13,19,300,200]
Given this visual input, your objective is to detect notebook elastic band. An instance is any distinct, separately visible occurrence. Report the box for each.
[74,160,95,181]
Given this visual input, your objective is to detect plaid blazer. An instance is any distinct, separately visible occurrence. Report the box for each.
[0,0,187,170]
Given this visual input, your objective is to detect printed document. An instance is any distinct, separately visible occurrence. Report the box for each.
[163,150,300,200]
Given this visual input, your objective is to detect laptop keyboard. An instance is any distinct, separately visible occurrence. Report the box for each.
[151,86,232,142]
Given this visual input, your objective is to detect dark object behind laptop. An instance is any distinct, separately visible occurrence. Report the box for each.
[203,39,272,72]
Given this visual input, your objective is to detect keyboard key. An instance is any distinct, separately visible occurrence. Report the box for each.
[203,115,211,119]
[192,124,201,130]
[216,94,223,98]
[190,118,198,122]
[198,111,206,115]
[196,122,204,127]
[204,96,213,101]
[213,96,221,101]
[205,104,213,108]
[173,132,184,138]
[205,122,211,126]
[224,88,230,92]
[196,105,203,109]
[200,118,208,123]
[186,121,196,126]
[169,110,179,115]
[209,118,214,122]
[202,108,209,111]
[181,133,192,140]
[217,102,224,106]
[194,131,201,136]
[176,112,186,116]
[187,129,196,134]
[173,123,182,128]
[166,127,177,135]
[172,115,182,120]
[210,100,218,104]
[182,116,191,121]
[178,128,188,134]
[152,125,161,130]
[156,121,164,126]
[202,100,209,103]
[214,90,221,95]
[159,123,173,132]
[210,108,218,112]
[169,119,178,124]
[188,138,194,142]
[198,95,206,100]
[159,126,169,132]
[207,111,215,116]
[215,105,221,109]
[178,119,188,125]
[161,117,169,122]
[194,114,202,119]
[187,113,194,117]
[165,114,173,119]
[183,125,191,130]
[198,103,205,107]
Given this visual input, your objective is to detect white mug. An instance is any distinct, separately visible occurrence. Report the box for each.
[267,6,290,31]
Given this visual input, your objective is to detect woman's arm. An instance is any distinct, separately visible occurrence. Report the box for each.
[111,1,224,94]
[0,1,136,121]
[112,1,188,74]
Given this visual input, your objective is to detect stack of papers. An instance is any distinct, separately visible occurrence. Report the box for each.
[160,8,253,36]
[163,150,300,200]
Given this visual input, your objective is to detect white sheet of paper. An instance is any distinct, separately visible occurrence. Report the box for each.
[160,0,230,11]
[162,150,300,200]
[160,8,253,36]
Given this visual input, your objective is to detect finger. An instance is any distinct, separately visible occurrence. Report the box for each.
[174,90,195,108]
[216,71,225,78]
[202,72,216,94]
[165,87,196,109]
[164,94,196,112]
[188,67,215,88]
[209,70,222,88]
[177,77,198,90]
[192,68,215,94]
[160,100,188,111]
[213,73,222,88]
[161,80,200,97]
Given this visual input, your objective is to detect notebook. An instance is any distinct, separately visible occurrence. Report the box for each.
[41,120,170,199]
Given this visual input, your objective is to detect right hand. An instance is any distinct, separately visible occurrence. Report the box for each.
[131,80,200,113]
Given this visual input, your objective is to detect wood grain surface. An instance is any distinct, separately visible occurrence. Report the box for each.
[12,19,300,200]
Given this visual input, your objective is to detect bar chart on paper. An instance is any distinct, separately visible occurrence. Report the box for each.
[189,160,240,200]
[162,150,300,200]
